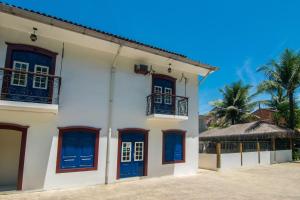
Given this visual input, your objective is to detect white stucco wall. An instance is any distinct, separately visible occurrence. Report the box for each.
[271,150,292,163]
[198,154,217,170]
[259,151,271,165]
[220,153,241,170]
[107,56,199,182]
[0,129,21,187]
[0,23,199,190]
[242,152,259,167]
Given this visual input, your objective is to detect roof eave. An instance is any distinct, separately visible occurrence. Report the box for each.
[0,2,218,72]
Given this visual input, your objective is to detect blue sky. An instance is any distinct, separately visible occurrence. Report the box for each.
[4,0,300,114]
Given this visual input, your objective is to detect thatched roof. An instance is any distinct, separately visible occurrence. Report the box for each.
[199,121,295,141]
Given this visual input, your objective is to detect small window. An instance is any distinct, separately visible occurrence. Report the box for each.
[154,86,162,103]
[33,65,49,89]
[57,127,100,173]
[163,130,185,164]
[164,87,172,105]
[121,142,131,162]
[134,142,144,161]
[11,61,29,87]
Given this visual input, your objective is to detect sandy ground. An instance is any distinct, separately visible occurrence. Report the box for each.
[1,163,300,200]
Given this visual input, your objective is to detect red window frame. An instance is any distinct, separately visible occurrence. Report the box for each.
[56,126,100,173]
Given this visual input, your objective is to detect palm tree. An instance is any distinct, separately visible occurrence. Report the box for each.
[256,83,289,125]
[257,79,286,106]
[257,49,300,129]
[210,81,257,126]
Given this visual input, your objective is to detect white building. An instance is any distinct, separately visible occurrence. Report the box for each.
[0,3,217,191]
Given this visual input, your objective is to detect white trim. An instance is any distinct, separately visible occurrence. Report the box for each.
[147,114,188,121]
[11,60,29,87]
[121,142,132,162]
[134,142,144,161]
[154,86,162,104]
[33,65,49,89]
[164,87,172,105]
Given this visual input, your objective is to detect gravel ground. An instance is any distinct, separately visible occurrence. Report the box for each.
[1,163,300,200]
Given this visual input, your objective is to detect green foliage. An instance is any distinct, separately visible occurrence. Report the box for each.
[272,100,289,126]
[292,149,300,161]
[295,109,300,128]
[257,49,300,129]
[210,81,258,127]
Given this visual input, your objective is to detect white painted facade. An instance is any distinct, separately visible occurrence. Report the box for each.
[0,8,211,190]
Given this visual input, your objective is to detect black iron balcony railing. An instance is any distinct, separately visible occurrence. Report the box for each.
[146,93,188,116]
[0,67,61,104]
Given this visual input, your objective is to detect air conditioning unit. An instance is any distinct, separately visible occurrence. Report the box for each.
[134,64,149,75]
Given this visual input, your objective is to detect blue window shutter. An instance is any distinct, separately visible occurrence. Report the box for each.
[61,133,79,169]
[165,134,174,161]
[173,134,183,161]
[60,131,96,170]
[79,133,95,168]
[164,133,183,162]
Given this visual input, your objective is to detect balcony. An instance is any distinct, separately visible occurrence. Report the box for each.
[146,93,188,121]
[0,67,61,114]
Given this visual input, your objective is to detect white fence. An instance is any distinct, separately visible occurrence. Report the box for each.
[199,150,292,170]
[220,153,241,169]
[198,154,217,170]
[271,150,292,163]
[242,152,259,167]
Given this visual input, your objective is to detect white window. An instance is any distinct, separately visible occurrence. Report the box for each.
[134,142,144,161]
[11,61,29,87]
[121,142,131,162]
[154,86,162,103]
[164,87,172,105]
[33,65,49,89]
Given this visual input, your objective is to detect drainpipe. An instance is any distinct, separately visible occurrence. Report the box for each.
[105,45,122,184]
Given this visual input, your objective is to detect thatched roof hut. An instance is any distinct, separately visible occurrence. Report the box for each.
[199,121,295,141]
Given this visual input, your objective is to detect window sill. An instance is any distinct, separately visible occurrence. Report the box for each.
[162,160,185,165]
[147,114,188,121]
[56,167,97,173]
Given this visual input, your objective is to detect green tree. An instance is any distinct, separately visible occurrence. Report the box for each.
[257,49,300,129]
[210,81,257,126]
[256,81,288,125]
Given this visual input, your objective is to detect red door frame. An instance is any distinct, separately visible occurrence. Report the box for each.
[116,128,149,179]
[0,123,29,190]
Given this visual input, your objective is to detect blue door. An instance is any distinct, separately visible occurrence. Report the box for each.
[4,50,54,103]
[152,76,175,115]
[120,132,145,178]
